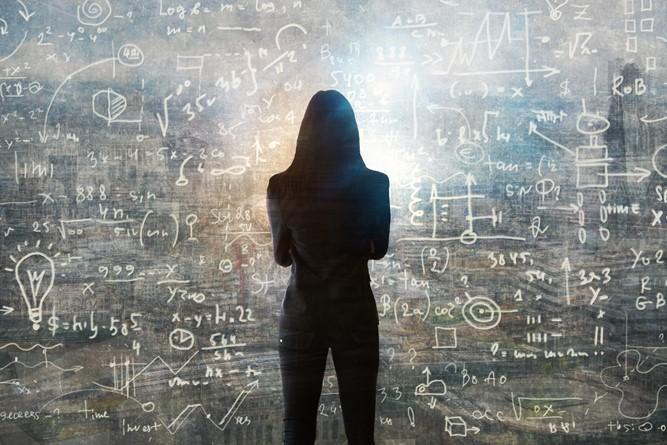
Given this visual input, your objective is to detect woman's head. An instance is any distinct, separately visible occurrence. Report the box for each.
[286,90,365,183]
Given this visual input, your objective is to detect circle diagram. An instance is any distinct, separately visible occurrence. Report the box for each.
[462,295,501,330]
[455,141,485,165]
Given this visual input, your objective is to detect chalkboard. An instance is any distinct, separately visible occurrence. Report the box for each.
[1,0,667,443]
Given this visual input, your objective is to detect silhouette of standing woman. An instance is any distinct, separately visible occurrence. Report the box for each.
[267,89,390,445]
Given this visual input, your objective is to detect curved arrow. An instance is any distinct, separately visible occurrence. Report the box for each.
[41,57,117,140]
[600,167,651,183]
[17,0,35,22]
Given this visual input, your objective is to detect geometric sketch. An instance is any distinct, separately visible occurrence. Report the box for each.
[531,99,651,188]
[445,415,480,437]
[461,293,503,330]
[177,55,207,94]
[624,0,654,53]
[432,326,457,349]
[433,173,508,244]
[92,88,129,126]
[399,172,526,244]
[41,41,145,141]
[414,366,446,396]
[575,99,611,189]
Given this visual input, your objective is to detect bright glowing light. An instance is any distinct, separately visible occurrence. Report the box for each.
[360,132,413,181]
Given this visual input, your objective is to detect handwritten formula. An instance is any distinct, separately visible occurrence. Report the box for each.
[1,0,667,443]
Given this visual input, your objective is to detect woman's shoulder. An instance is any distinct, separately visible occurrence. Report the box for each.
[267,167,388,197]
[267,171,287,197]
[359,168,389,188]
[268,171,285,184]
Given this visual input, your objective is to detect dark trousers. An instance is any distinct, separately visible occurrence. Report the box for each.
[278,322,379,445]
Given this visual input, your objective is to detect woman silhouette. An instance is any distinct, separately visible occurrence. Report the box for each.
[267,89,390,444]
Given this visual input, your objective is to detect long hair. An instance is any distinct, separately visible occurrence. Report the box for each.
[281,90,366,194]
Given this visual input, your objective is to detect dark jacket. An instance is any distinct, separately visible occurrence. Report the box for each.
[267,90,390,333]
[267,168,390,332]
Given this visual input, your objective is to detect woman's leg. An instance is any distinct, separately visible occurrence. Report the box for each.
[330,325,379,445]
[279,329,328,445]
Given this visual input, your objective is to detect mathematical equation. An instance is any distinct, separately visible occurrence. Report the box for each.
[1,0,667,444]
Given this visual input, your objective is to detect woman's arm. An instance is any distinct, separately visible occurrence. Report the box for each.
[368,173,390,260]
[266,177,292,267]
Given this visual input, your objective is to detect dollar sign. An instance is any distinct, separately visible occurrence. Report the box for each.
[47,312,60,336]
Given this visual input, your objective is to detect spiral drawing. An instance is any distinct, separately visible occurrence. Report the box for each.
[77,0,112,26]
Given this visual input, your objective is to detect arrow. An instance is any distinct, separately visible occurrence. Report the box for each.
[421,52,442,66]
[218,379,259,429]
[600,167,651,183]
[165,379,259,434]
[561,257,571,305]
[17,0,35,22]
[453,65,560,78]
[528,121,575,155]
[0,19,8,35]
[422,366,432,381]
[42,58,116,139]
[0,306,14,315]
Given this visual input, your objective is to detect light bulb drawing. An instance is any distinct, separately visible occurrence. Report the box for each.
[4,241,60,330]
